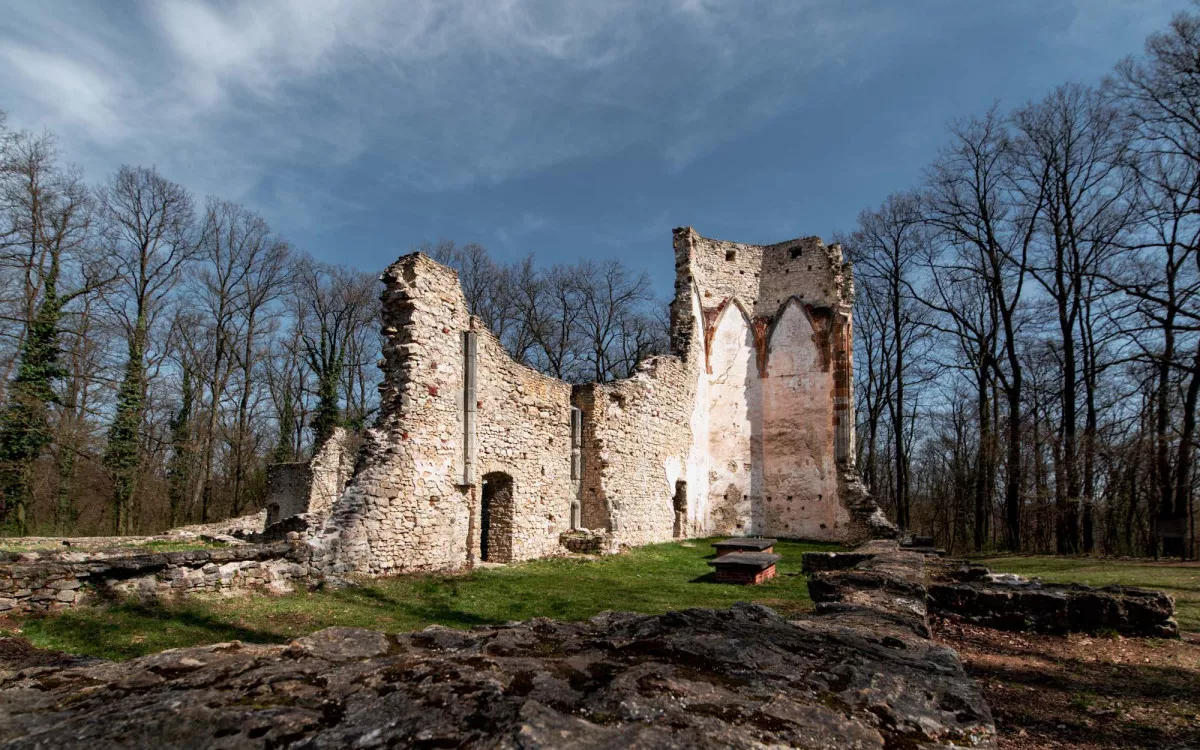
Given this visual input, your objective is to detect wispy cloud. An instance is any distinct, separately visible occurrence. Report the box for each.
[2,0,1144,241]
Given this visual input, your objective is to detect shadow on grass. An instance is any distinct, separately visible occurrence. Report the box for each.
[23,600,290,660]
[334,584,502,629]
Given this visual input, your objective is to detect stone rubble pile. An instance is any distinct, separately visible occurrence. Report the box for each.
[802,543,1179,639]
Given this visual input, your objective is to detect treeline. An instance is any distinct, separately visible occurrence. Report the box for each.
[0,113,667,537]
[0,120,382,535]
[848,11,1200,557]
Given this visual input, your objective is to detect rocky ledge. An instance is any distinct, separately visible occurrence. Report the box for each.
[0,600,994,749]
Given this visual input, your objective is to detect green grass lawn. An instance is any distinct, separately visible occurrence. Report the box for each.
[2,538,837,660]
[976,555,1200,633]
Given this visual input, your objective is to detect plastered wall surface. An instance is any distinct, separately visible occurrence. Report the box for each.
[704,303,761,535]
[761,302,849,540]
[311,228,884,575]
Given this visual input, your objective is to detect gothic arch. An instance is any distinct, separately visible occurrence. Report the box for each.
[703,296,756,375]
[766,296,834,372]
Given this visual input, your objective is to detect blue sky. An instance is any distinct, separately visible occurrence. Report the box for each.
[0,0,1191,298]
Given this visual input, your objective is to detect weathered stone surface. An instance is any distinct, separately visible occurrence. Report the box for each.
[0,602,994,749]
[928,576,1178,638]
[0,541,316,614]
[558,528,611,554]
[806,544,1180,639]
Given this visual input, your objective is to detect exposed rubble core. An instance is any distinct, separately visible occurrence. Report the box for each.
[262,427,353,533]
[309,228,893,574]
[0,543,997,749]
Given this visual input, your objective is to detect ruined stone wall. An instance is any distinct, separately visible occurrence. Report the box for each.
[471,325,575,562]
[0,542,313,614]
[263,427,352,529]
[313,254,578,573]
[263,463,309,527]
[313,255,473,574]
[667,227,860,540]
[575,356,695,547]
[311,227,880,575]
[760,302,849,540]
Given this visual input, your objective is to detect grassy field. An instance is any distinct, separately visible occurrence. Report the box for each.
[1,538,836,660]
[977,555,1200,633]
[8,542,1197,662]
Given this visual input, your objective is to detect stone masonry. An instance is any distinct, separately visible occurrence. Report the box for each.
[262,427,353,531]
[0,541,314,614]
[310,228,892,574]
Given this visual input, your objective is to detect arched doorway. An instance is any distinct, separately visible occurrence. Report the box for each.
[480,472,515,563]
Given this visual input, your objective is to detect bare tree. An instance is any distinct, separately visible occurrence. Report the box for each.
[294,260,377,451]
[1013,83,1135,552]
[849,191,930,529]
[575,259,654,382]
[1111,12,1200,556]
[99,166,196,534]
[925,109,1045,550]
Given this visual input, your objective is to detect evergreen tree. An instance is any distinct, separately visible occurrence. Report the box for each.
[0,263,65,533]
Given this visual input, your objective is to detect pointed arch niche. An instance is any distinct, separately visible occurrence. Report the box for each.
[705,301,762,535]
[760,298,844,539]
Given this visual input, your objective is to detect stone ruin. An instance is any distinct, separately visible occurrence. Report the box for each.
[262,427,353,533]
[300,227,894,575]
[0,228,1183,747]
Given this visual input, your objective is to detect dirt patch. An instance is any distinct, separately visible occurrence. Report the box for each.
[0,636,98,671]
[934,617,1200,750]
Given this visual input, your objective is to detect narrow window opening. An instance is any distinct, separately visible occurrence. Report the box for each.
[725,249,736,262]
[790,248,802,259]
[672,481,688,538]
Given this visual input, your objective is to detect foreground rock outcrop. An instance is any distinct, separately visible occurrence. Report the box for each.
[0,599,994,749]
[803,543,1180,639]
[929,562,1178,638]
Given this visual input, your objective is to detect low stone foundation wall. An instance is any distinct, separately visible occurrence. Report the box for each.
[802,546,1179,639]
[0,541,317,614]
[929,563,1177,637]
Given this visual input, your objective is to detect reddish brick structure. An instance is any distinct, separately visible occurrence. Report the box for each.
[708,551,781,584]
